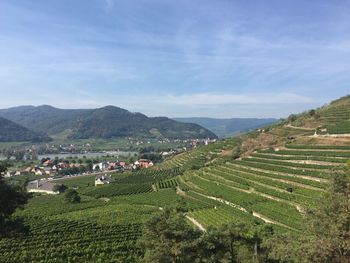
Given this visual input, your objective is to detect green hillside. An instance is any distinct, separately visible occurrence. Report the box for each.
[0,105,217,140]
[283,94,350,134]
[1,95,350,262]
[0,116,50,142]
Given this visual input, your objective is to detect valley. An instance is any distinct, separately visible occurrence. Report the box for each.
[1,95,349,262]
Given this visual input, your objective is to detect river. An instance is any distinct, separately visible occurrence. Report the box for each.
[0,151,137,161]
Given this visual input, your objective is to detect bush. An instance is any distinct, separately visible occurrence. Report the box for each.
[52,184,67,193]
[64,189,81,204]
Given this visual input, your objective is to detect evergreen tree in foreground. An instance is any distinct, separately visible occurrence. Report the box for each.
[0,161,28,236]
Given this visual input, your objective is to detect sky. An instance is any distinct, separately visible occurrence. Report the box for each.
[0,0,349,118]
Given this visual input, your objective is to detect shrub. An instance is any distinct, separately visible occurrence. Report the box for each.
[64,189,81,204]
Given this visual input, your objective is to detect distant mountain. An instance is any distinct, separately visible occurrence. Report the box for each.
[0,116,50,142]
[0,105,217,140]
[173,117,278,138]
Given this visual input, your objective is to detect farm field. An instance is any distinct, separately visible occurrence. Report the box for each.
[2,139,349,262]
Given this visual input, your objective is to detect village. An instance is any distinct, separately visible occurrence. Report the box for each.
[0,137,217,177]
[21,157,155,194]
[1,137,218,194]
[2,156,155,178]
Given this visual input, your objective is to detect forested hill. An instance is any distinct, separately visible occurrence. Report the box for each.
[174,117,278,138]
[0,105,217,140]
[0,116,50,142]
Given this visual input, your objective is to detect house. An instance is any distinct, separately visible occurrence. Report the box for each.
[119,161,126,167]
[35,170,43,176]
[108,162,117,170]
[23,167,32,175]
[31,167,43,176]
[135,159,154,168]
[27,180,58,194]
[95,175,112,186]
[44,167,51,176]
[93,162,108,171]
[43,159,53,167]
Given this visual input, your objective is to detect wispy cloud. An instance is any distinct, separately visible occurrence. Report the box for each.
[152,93,313,106]
[0,0,349,118]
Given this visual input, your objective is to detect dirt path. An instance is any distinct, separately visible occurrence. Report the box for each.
[189,190,248,213]
[151,184,157,192]
[248,156,343,166]
[285,125,315,131]
[222,165,324,191]
[251,212,296,230]
[227,162,329,183]
[185,215,206,232]
[199,170,305,213]
[188,190,297,231]
[311,134,350,138]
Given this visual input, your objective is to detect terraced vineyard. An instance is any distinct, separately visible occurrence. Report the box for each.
[160,137,240,169]
[180,143,349,230]
[287,95,350,134]
[2,95,350,262]
[155,178,178,190]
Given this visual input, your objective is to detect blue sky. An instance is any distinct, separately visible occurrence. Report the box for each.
[0,0,349,118]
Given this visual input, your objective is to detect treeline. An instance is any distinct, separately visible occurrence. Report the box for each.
[0,162,28,236]
[0,117,50,143]
[140,207,272,262]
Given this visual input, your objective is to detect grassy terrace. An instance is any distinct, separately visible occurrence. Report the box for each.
[285,145,350,150]
[257,148,350,158]
[183,171,303,230]
[250,153,347,164]
[224,163,326,189]
[243,157,335,169]
[2,136,349,261]
[160,137,240,169]
[189,206,261,228]
[182,143,348,230]
[209,165,321,204]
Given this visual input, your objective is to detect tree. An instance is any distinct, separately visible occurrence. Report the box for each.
[200,223,273,263]
[53,184,67,193]
[140,204,273,263]
[140,208,202,263]
[64,189,81,203]
[0,162,28,235]
[266,168,350,263]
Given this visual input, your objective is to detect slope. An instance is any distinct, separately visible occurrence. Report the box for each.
[0,116,50,142]
[168,94,350,230]
[0,105,217,140]
[2,95,349,262]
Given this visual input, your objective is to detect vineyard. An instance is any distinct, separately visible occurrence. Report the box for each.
[180,142,349,230]
[2,96,350,262]
[0,194,157,263]
[160,137,240,169]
